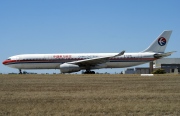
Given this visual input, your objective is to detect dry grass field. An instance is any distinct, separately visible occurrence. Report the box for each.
[0,74,180,116]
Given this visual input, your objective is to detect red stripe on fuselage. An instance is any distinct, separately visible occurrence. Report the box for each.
[2,58,157,65]
[2,60,16,65]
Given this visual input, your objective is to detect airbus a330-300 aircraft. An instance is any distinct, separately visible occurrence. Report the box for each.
[3,30,175,74]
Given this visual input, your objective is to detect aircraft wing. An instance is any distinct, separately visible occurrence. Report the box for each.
[68,50,125,66]
[154,51,176,58]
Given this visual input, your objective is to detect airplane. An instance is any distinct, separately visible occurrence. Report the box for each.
[2,30,175,74]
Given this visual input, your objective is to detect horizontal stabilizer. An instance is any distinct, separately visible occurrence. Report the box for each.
[154,51,176,58]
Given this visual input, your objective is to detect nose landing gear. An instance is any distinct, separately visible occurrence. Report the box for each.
[19,69,22,74]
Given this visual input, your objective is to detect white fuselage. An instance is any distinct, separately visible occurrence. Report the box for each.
[2,30,173,73]
[3,52,157,70]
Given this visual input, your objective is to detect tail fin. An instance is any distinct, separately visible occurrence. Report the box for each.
[143,30,172,53]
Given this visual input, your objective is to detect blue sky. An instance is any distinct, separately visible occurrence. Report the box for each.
[0,0,180,74]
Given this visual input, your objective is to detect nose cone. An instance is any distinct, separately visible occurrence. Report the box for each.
[2,60,8,65]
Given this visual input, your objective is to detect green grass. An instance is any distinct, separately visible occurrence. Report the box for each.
[0,74,180,115]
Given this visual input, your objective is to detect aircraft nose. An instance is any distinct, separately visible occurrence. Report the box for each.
[2,60,10,65]
[2,60,7,65]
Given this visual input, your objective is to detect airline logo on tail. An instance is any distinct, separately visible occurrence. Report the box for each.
[158,37,166,46]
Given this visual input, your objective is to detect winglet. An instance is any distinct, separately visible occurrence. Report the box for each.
[114,50,125,57]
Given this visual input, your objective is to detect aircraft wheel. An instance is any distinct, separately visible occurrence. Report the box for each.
[91,71,95,74]
[84,71,95,74]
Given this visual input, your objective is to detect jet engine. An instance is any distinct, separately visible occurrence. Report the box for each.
[60,63,80,73]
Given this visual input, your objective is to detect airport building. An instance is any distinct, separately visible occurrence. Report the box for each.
[135,67,150,74]
[124,67,150,74]
[124,58,180,74]
[124,68,135,74]
[153,58,180,73]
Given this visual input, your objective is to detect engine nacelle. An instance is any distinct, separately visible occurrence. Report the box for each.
[60,63,80,73]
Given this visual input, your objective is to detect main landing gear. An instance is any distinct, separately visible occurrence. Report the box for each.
[84,70,95,74]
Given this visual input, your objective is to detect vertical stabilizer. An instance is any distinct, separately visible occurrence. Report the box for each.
[143,30,172,53]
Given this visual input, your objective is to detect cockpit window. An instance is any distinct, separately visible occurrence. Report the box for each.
[7,58,11,60]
